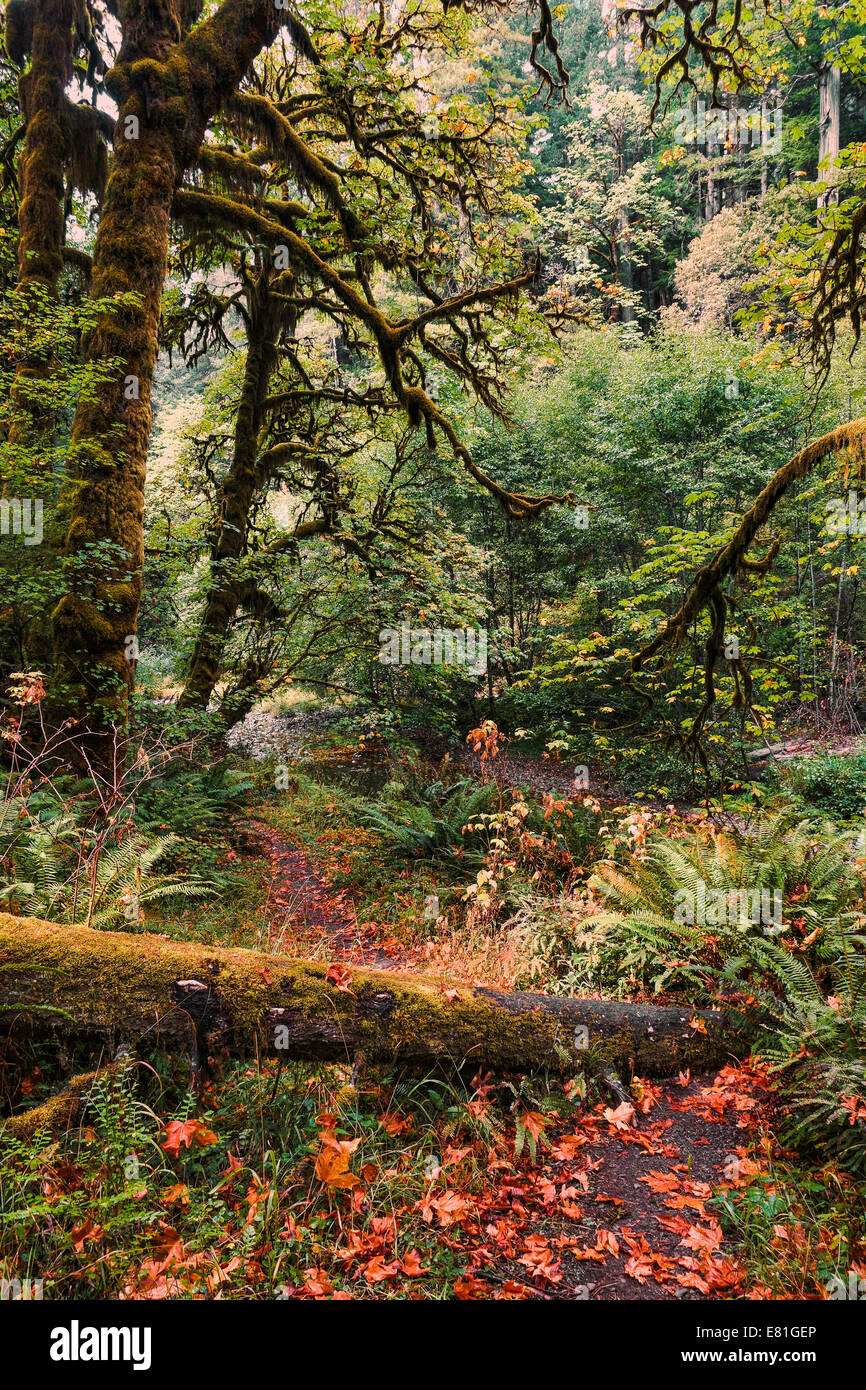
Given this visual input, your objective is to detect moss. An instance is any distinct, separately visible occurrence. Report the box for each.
[51,594,115,645]
[1,1065,119,1143]
[15,0,76,296]
[0,913,746,1078]
[5,0,34,66]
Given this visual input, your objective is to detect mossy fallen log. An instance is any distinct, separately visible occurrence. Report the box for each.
[0,913,749,1078]
[2,1065,121,1143]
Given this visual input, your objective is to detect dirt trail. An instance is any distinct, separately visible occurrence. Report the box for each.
[251,822,407,971]
[235,708,779,1304]
[244,813,766,1300]
[511,1067,766,1302]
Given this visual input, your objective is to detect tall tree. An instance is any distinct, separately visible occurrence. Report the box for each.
[5,0,569,765]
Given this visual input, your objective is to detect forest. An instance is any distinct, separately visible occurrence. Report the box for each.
[1,0,866,1330]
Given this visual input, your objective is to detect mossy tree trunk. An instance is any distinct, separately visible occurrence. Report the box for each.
[4,0,79,684]
[13,0,75,300]
[179,264,290,711]
[48,0,279,758]
[0,913,749,1080]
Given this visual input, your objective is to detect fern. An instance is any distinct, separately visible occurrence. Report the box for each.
[360,777,495,868]
[580,810,866,1170]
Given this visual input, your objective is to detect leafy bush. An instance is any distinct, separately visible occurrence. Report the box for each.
[567,809,866,1170]
[772,749,866,822]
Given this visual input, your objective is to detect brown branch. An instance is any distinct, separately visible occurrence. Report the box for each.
[627,416,866,743]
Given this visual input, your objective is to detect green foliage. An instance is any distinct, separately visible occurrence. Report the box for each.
[772,750,866,822]
[360,775,497,869]
[133,757,255,838]
[582,808,866,1170]
[0,791,216,928]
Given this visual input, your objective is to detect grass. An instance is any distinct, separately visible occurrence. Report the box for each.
[0,1053,555,1300]
[4,733,866,1302]
[712,1146,866,1299]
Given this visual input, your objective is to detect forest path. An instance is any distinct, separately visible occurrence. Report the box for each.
[460,1064,766,1301]
[249,821,408,971]
[229,710,773,1300]
[243,809,761,1302]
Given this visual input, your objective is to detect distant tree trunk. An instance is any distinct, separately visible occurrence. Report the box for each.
[616,207,636,323]
[5,0,77,682]
[760,98,770,200]
[818,62,841,209]
[13,0,74,301]
[7,0,78,471]
[179,268,286,711]
[704,150,715,222]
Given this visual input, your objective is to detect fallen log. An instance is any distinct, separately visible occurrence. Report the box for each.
[2,1065,121,1143]
[0,912,749,1078]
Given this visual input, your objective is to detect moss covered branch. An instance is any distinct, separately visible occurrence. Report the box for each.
[0,914,748,1079]
[2,1064,121,1142]
[628,417,866,743]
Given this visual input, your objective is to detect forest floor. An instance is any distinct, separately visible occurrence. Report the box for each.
[6,708,854,1303]
[183,704,862,1301]
[243,788,773,1300]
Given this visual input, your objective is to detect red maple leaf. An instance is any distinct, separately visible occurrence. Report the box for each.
[161,1119,219,1157]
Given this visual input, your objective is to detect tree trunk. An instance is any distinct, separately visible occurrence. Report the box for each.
[818,61,841,209]
[0,913,749,1079]
[50,70,177,749]
[14,0,74,300]
[179,269,288,710]
[48,0,279,759]
[6,0,75,481]
[615,207,636,323]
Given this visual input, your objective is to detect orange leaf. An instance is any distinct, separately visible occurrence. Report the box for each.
[520,1110,550,1142]
[454,1274,492,1300]
[315,1146,361,1189]
[326,963,354,993]
[603,1101,635,1129]
[161,1119,219,1157]
[596,1228,619,1256]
